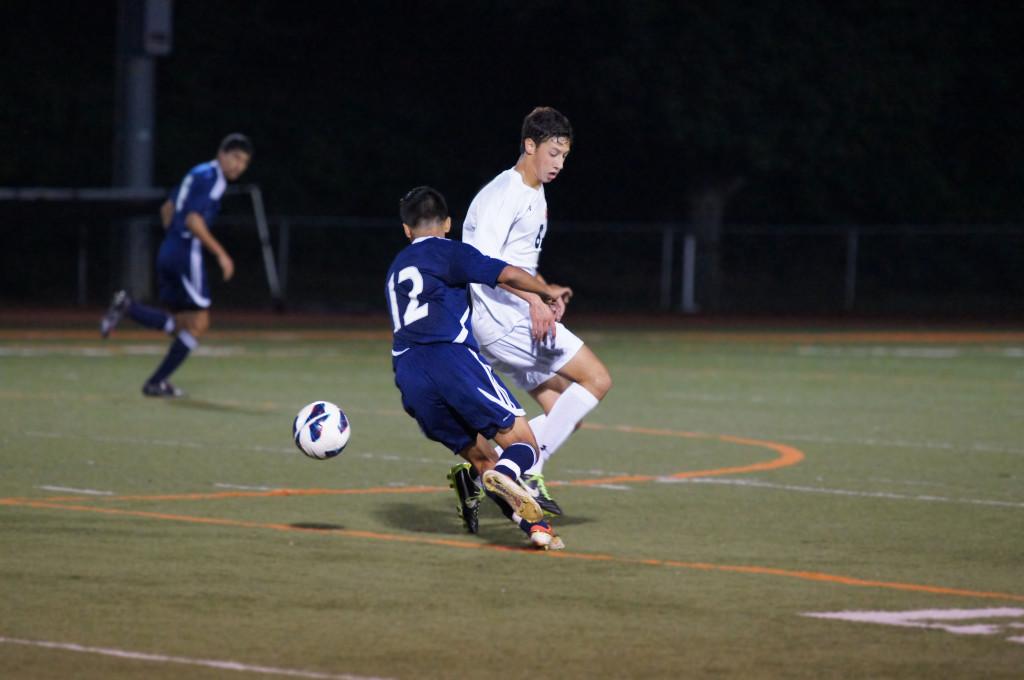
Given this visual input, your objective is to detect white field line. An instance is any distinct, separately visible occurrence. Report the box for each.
[796,346,1024,359]
[750,432,1024,457]
[801,609,1024,645]
[796,346,965,359]
[36,486,114,496]
[0,345,248,358]
[22,430,436,465]
[0,636,392,679]
[666,477,1024,509]
[214,483,280,491]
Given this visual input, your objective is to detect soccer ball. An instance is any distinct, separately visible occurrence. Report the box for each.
[292,401,351,459]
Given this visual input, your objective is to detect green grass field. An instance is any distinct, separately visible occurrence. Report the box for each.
[2,315,1023,679]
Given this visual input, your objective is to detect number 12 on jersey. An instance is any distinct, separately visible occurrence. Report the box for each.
[388,266,428,331]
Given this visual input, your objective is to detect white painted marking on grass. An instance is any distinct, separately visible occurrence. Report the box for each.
[564,467,633,477]
[0,344,249,358]
[802,609,1024,646]
[591,484,633,491]
[751,432,1024,457]
[0,636,392,679]
[20,431,440,466]
[37,486,114,496]
[797,346,963,359]
[214,483,279,491]
[665,477,1024,509]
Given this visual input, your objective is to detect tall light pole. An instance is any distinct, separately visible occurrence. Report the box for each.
[112,0,172,298]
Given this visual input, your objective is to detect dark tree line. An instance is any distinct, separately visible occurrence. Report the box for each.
[3,1,1022,224]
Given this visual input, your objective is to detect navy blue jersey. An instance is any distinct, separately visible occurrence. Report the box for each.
[163,160,227,246]
[156,160,227,309]
[386,236,507,356]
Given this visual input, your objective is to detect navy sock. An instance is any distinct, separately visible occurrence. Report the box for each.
[128,301,172,332]
[493,442,537,481]
[147,332,196,384]
[484,489,548,535]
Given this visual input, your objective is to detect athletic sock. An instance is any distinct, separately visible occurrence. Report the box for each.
[494,416,545,460]
[493,442,536,481]
[527,383,599,474]
[127,301,173,333]
[146,331,197,385]
[484,489,549,536]
[528,413,546,449]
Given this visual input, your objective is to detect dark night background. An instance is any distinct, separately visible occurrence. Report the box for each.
[2,1,1023,314]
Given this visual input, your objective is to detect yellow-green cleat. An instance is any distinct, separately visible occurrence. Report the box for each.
[447,462,483,534]
[522,472,563,517]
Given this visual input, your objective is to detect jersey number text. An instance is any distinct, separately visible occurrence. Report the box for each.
[388,266,429,331]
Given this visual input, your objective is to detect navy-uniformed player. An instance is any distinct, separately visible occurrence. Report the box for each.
[387,186,572,549]
[100,133,253,397]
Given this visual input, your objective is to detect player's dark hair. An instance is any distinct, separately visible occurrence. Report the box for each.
[399,186,449,229]
[219,132,254,156]
[520,106,573,153]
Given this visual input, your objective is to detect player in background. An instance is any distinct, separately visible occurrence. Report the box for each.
[100,133,253,397]
[387,186,572,550]
[460,107,612,516]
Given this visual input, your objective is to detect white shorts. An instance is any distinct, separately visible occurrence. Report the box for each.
[479,321,585,391]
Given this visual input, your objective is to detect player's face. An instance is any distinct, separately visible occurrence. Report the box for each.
[218,149,251,181]
[528,137,571,184]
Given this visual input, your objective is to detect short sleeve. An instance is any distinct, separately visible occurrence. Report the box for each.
[448,241,507,288]
[173,167,216,216]
[464,194,520,257]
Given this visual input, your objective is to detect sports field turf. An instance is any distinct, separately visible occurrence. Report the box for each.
[1,314,1022,679]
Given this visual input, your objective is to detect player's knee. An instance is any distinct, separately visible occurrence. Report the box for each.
[586,367,612,400]
[193,314,210,336]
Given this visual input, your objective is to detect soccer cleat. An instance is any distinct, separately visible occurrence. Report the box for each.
[100,289,131,339]
[447,462,483,534]
[529,524,565,551]
[142,380,184,398]
[522,472,563,517]
[482,469,544,523]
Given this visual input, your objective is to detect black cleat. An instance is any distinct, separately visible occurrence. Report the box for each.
[100,290,131,338]
[142,380,184,398]
[447,462,482,534]
[522,472,563,517]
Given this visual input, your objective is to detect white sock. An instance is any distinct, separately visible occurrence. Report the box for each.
[526,383,599,475]
[528,414,546,448]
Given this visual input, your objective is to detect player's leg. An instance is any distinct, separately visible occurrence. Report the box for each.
[481,418,544,523]
[450,435,561,547]
[529,343,611,467]
[142,309,207,397]
[142,252,211,397]
[100,290,174,338]
[448,435,496,534]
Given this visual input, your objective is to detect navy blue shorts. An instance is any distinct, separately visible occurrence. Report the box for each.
[157,240,210,311]
[394,343,525,455]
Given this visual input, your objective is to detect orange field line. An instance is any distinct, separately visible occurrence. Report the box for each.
[5,498,1023,604]
[565,426,805,486]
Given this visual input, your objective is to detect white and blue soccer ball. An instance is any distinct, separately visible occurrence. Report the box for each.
[292,401,350,459]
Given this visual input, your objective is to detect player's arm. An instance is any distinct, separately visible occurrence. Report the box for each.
[498,269,571,337]
[159,200,174,229]
[184,212,235,281]
[497,266,571,308]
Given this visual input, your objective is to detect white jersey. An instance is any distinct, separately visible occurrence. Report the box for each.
[463,168,548,345]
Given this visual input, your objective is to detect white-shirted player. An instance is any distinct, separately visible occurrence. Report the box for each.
[458,106,612,516]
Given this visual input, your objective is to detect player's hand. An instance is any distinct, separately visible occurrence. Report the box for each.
[542,284,572,321]
[528,296,556,342]
[550,295,566,322]
[218,253,235,281]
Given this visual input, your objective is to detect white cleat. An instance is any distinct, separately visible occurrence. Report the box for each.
[482,470,543,523]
